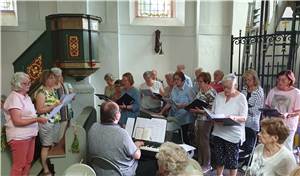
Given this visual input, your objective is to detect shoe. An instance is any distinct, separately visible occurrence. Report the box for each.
[201,166,212,173]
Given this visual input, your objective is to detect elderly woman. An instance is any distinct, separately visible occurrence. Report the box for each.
[140,71,164,113]
[211,69,224,93]
[51,67,73,121]
[35,70,61,176]
[248,118,297,175]
[111,79,122,101]
[104,73,115,99]
[189,72,216,173]
[211,73,248,176]
[156,142,202,176]
[160,71,194,144]
[265,70,300,151]
[119,72,140,127]
[3,72,47,176]
[240,69,264,154]
[192,67,203,93]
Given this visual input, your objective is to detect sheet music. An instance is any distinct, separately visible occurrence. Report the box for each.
[125,118,135,136]
[61,93,76,105]
[132,117,167,143]
[48,104,64,119]
[179,144,196,152]
[203,108,226,119]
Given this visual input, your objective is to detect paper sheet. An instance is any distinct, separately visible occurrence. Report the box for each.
[130,117,167,143]
[125,118,135,136]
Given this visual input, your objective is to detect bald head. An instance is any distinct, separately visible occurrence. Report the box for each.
[176,64,185,72]
[100,101,120,123]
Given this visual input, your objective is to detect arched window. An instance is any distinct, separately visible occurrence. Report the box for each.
[136,0,175,18]
[130,0,185,26]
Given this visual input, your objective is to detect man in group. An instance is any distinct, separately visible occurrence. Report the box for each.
[88,101,144,176]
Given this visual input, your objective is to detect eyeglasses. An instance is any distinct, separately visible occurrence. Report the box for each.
[21,81,31,86]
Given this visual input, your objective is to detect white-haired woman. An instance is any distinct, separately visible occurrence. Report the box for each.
[51,67,73,121]
[156,142,203,176]
[3,72,47,176]
[211,73,248,176]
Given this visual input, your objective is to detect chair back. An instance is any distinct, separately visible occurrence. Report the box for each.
[166,117,184,144]
[90,156,123,176]
[64,163,96,176]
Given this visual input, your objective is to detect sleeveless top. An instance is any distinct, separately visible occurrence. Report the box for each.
[37,87,61,123]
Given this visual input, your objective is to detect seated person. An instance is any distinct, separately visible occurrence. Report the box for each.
[156,142,203,176]
[248,118,297,176]
[140,71,164,113]
[88,101,144,176]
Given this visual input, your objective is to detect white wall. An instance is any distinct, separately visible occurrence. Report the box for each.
[117,1,197,85]
[196,1,233,75]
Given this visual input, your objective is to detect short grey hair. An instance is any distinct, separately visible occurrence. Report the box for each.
[11,72,30,91]
[222,73,237,87]
[51,67,62,76]
[143,71,153,79]
[104,73,114,81]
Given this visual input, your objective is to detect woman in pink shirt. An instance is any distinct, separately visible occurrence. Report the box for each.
[3,72,47,176]
[265,70,300,151]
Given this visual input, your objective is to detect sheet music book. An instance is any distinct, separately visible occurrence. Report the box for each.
[179,144,196,152]
[204,108,240,126]
[125,118,135,136]
[95,94,111,101]
[126,117,167,143]
[116,93,135,105]
[48,93,76,121]
[259,108,283,118]
[184,99,209,111]
[140,108,165,119]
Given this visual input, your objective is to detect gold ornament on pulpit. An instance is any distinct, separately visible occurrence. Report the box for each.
[26,55,43,82]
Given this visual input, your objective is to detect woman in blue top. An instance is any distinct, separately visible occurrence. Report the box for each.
[161,71,194,144]
[119,72,140,127]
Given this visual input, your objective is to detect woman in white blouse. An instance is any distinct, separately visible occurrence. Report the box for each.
[248,118,297,176]
[211,73,248,176]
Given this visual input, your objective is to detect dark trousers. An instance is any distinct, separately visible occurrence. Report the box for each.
[182,123,193,145]
[240,127,257,154]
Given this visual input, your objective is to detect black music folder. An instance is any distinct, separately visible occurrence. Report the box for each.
[259,108,283,118]
[116,93,135,105]
[95,94,111,101]
[184,99,209,111]
[141,89,163,100]
[204,108,240,126]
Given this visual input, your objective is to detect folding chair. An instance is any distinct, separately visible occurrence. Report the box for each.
[64,163,96,176]
[90,156,123,176]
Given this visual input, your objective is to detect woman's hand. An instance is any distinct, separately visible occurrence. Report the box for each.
[36,117,48,124]
[190,107,204,114]
[176,103,188,109]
